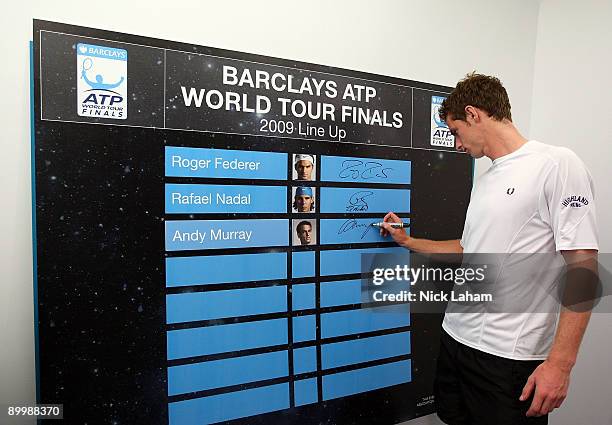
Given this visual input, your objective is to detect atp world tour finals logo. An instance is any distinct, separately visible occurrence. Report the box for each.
[77,43,127,119]
[430,96,454,147]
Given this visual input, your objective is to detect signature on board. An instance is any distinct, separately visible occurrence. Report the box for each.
[338,219,373,239]
[346,191,374,212]
[338,160,393,180]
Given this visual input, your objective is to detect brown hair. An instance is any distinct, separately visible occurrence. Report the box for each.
[439,72,512,122]
[297,221,312,232]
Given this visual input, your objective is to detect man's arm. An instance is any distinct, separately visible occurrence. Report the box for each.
[521,249,598,417]
[380,212,463,254]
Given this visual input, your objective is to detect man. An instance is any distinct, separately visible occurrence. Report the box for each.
[293,186,315,212]
[296,221,313,245]
[381,73,598,424]
[294,154,315,181]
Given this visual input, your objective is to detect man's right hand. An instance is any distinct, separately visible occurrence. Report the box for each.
[380,212,410,247]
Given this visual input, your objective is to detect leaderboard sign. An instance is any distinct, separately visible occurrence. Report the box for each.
[33,20,471,425]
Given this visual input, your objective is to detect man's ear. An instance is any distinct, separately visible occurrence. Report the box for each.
[464,105,481,124]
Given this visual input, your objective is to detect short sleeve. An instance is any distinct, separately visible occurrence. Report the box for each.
[460,186,476,249]
[541,149,599,251]
[460,222,469,248]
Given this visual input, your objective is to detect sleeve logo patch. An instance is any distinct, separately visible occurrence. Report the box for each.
[562,195,589,208]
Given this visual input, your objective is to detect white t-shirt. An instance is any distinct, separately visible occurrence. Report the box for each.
[442,140,599,360]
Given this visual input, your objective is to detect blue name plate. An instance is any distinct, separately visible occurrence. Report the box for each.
[165,219,288,251]
[165,146,288,180]
[320,187,410,213]
[165,184,287,214]
[321,156,411,184]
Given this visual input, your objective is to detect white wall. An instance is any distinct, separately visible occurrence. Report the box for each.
[1,1,542,424]
[530,1,612,424]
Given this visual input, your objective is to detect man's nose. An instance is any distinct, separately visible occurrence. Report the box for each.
[455,138,464,151]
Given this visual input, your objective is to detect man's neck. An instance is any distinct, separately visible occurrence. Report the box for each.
[482,120,528,161]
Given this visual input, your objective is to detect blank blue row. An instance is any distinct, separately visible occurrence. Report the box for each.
[167,318,288,360]
[322,359,411,401]
[166,286,287,324]
[293,251,315,278]
[292,283,315,310]
[293,346,317,374]
[166,252,287,287]
[293,315,316,343]
[168,350,288,396]
[321,304,410,339]
[321,279,363,307]
[320,247,406,276]
[168,383,289,425]
[321,331,411,369]
[294,378,318,407]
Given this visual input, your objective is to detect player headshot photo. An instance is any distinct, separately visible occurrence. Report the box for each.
[292,219,316,246]
[292,153,316,181]
[292,186,315,213]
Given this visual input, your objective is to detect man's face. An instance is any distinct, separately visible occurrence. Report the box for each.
[295,195,313,212]
[446,114,485,158]
[295,160,313,180]
[297,224,312,245]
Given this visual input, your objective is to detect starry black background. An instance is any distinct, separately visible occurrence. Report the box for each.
[34,20,472,425]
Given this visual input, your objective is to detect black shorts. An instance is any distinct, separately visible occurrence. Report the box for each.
[434,329,548,425]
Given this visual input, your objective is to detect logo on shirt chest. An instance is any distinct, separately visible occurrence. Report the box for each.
[506,187,515,195]
[562,195,589,208]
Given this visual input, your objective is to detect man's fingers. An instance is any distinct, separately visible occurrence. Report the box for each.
[540,396,555,416]
[519,375,535,401]
[383,212,400,223]
[526,391,544,417]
